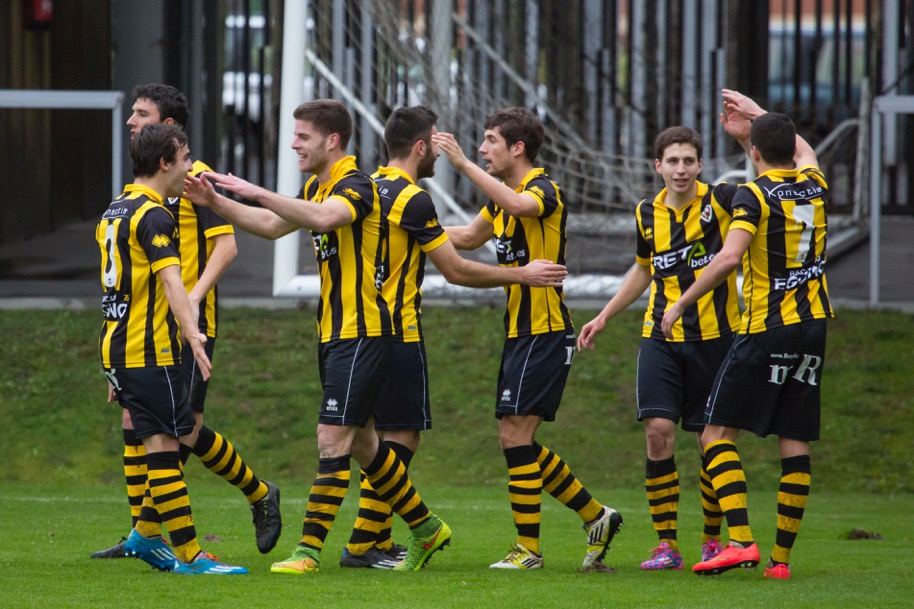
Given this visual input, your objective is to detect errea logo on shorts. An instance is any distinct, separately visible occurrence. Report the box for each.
[501,389,512,402]
[325,398,339,412]
[152,234,171,247]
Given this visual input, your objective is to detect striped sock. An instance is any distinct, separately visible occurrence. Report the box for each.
[122,428,147,527]
[146,451,200,563]
[704,440,753,546]
[363,444,431,531]
[299,455,351,554]
[770,455,811,565]
[503,445,542,554]
[193,426,268,504]
[534,443,603,524]
[700,461,724,543]
[645,456,679,550]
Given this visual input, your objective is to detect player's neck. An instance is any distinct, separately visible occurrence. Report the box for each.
[504,161,534,190]
[316,152,348,184]
[387,157,418,183]
[133,175,169,203]
[663,183,697,210]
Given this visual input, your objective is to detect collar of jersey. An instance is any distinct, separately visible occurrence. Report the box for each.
[653,181,709,215]
[375,165,415,184]
[123,183,164,204]
[516,167,546,192]
[315,155,359,200]
[757,167,800,181]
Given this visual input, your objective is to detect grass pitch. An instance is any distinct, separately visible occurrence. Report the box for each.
[0,305,912,607]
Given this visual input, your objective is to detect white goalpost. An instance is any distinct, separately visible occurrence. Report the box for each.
[868,94,913,307]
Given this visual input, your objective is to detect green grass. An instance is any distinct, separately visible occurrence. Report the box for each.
[0,305,912,607]
[0,480,910,609]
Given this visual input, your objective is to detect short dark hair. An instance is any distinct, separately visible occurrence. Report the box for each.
[484,107,544,163]
[131,83,189,129]
[384,106,438,160]
[130,123,187,178]
[750,112,797,166]
[293,99,353,148]
[654,126,703,161]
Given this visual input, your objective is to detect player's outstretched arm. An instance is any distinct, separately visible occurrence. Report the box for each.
[203,171,354,233]
[428,241,566,288]
[184,173,297,240]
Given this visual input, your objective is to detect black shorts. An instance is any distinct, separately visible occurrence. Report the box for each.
[636,335,733,432]
[375,341,432,431]
[182,336,216,414]
[317,336,394,427]
[495,330,575,422]
[104,366,195,440]
[704,321,827,440]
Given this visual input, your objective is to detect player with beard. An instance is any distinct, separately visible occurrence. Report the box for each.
[340,105,568,569]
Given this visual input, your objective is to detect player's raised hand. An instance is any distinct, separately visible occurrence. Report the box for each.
[431,132,472,173]
[183,172,218,206]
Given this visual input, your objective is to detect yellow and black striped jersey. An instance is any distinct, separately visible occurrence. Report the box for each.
[373,166,449,343]
[481,168,573,338]
[301,155,392,342]
[96,183,182,368]
[164,159,235,338]
[731,165,833,333]
[635,181,742,341]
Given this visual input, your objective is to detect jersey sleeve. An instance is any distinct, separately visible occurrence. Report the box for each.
[634,201,651,266]
[398,189,449,252]
[800,166,829,193]
[524,176,557,218]
[136,205,180,273]
[481,200,498,225]
[712,182,741,215]
[729,184,762,236]
[330,173,377,221]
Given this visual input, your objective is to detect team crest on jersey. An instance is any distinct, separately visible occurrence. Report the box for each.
[151,234,171,247]
[425,218,440,228]
[701,202,713,223]
[341,187,362,201]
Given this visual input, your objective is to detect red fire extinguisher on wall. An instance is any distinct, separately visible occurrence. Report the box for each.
[24,0,53,30]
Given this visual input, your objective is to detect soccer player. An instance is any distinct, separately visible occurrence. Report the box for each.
[340,105,568,569]
[97,123,246,574]
[433,108,621,571]
[92,84,281,560]
[577,126,736,570]
[183,99,451,574]
[661,89,833,579]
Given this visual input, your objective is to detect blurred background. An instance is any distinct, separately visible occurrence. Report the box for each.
[1,0,909,305]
